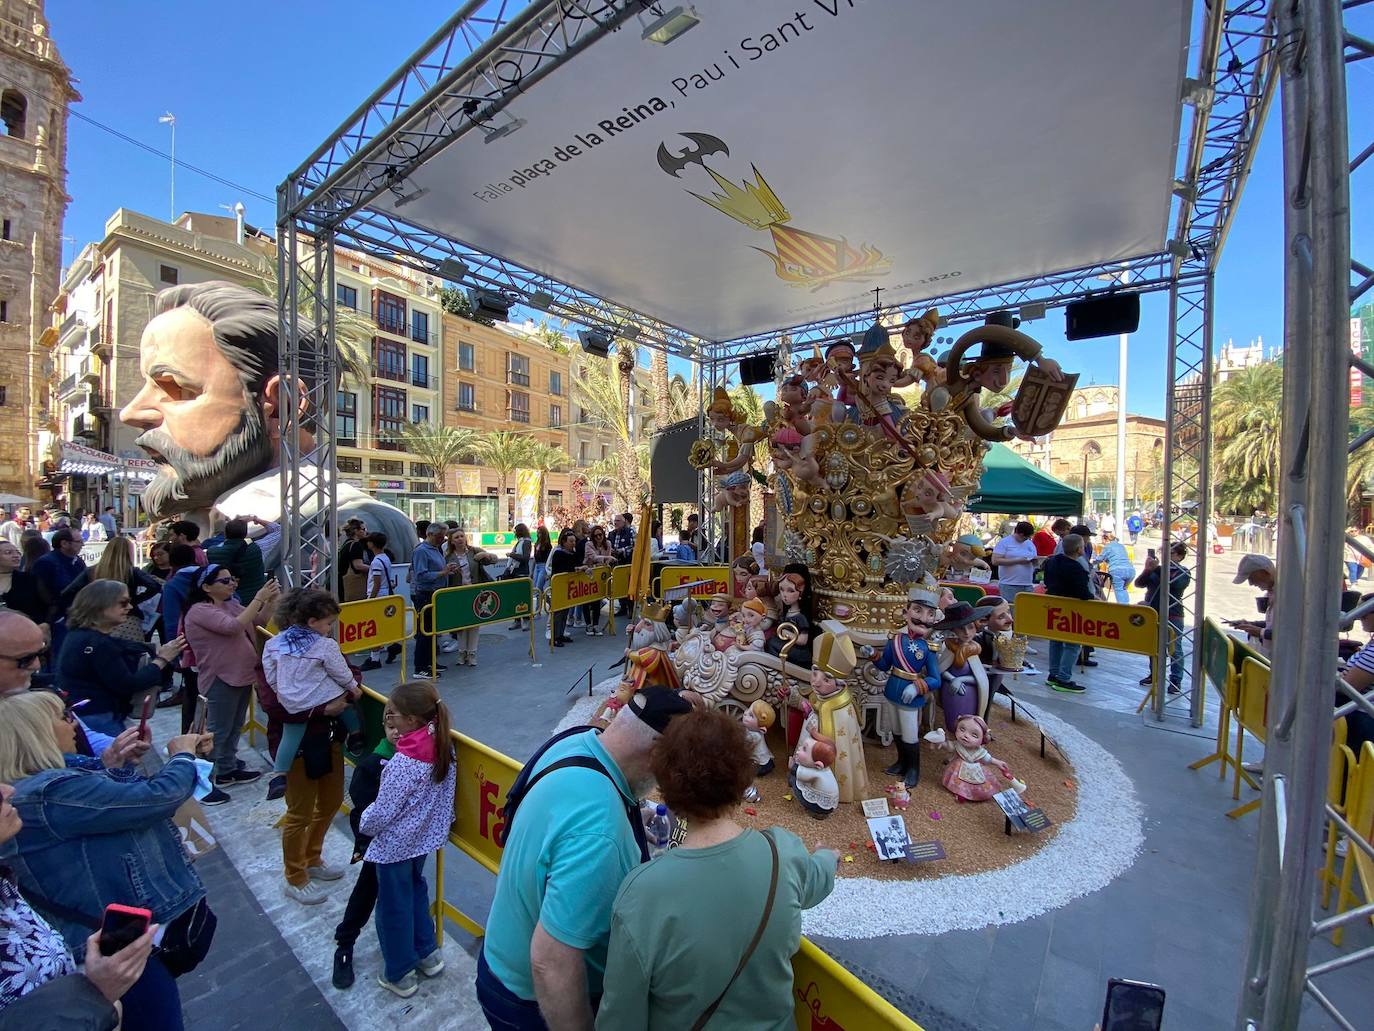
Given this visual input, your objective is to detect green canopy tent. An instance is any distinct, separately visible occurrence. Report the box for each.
[966,443,1082,515]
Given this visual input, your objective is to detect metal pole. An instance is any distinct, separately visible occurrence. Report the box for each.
[158,113,176,222]
[1115,266,1129,536]
[1189,272,1214,727]
[1156,282,1180,721]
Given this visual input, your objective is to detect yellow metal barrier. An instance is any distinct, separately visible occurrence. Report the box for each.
[1189,618,1240,780]
[1228,658,1270,819]
[1319,719,1356,924]
[1331,740,1374,945]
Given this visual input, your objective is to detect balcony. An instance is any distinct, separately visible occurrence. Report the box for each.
[58,372,78,398]
[79,359,101,386]
[89,324,108,356]
[410,327,436,346]
[375,314,407,336]
[374,365,406,384]
[337,437,358,449]
[376,439,403,452]
[410,372,437,390]
[506,370,530,387]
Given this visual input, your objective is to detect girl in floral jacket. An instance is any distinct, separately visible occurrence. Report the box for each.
[357,682,456,998]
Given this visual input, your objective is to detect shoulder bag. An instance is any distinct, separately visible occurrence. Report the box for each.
[689,830,779,1031]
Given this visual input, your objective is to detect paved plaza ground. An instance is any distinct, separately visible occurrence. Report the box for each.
[167,536,1372,1030]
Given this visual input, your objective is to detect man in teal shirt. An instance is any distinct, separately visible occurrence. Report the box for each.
[478,687,691,1030]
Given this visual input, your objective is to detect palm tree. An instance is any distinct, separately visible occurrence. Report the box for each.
[729,384,765,428]
[584,444,650,508]
[389,425,480,493]
[651,348,671,417]
[615,339,643,507]
[250,257,372,384]
[1212,362,1283,512]
[667,373,698,425]
[473,432,538,520]
[572,353,646,507]
[522,440,569,519]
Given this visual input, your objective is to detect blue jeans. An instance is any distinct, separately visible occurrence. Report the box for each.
[1347,562,1363,583]
[1151,617,1185,688]
[1048,639,1079,682]
[120,954,184,1031]
[476,948,549,1031]
[374,855,438,983]
[1111,575,1131,604]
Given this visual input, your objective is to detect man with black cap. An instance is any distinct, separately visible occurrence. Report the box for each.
[477,685,692,1030]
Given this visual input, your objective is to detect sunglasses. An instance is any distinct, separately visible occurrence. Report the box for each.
[210,575,237,586]
[1,648,47,668]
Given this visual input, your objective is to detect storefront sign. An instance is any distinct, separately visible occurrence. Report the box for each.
[1013,592,1157,655]
[548,569,610,612]
[477,531,517,549]
[373,479,404,490]
[659,565,731,598]
[336,596,408,654]
[431,579,533,632]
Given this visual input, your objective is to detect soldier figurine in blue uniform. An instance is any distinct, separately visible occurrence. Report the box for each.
[871,578,942,787]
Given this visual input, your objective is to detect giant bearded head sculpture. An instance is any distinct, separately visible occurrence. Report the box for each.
[119,282,313,519]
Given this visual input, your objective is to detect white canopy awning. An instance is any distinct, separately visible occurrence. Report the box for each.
[59,442,158,481]
[377,0,1191,341]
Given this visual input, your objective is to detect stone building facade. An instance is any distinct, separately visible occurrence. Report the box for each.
[0,0,76,497]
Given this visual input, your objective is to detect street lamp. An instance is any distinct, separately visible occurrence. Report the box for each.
[1098,264,1131,531]
[158,113,176,222]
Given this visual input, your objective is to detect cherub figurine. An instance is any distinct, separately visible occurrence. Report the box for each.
[799,623,868,804]
[901,469,962,534]
[843,343,909,447]
[901,308,949,410]
[821,337,858,423]
[742,699,776,776]
[932,602,991,729]
[870,579,942,787]
[941,312,1065,442]
[705,387,764,473]
[709,470,752,512]
[789,732,838,820]
[733,598,771,652]
[942,533,991,579]
[928,715,1014,803]
[776,374,815,436]
[769,425,826,491]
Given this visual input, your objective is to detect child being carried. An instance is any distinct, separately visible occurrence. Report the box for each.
[263,588,365,773]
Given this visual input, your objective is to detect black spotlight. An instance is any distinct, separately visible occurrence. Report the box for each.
[578,330,612,358]
[466,288,513,322]
[739,353,777,385]
[1065,294,1140,340]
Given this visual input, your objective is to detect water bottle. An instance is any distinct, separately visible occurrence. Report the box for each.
[647,803,671,857]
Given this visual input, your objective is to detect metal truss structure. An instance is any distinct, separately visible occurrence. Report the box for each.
[277,0,1367,1018]
[1236,2,1370,1027]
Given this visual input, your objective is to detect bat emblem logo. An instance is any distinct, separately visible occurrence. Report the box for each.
[656,132,729,177]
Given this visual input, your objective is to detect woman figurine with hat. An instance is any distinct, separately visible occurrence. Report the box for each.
[798,623,869,804]
[933,601,991,732]
[870,578,942,787]
[765,573,812,669]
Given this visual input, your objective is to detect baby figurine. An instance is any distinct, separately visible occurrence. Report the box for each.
[789,732,838,820]
[927,715,1014,803]
[733,598,771,652]
[742,700,777,776]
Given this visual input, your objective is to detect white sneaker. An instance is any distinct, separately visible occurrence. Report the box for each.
[283,880,328,905]
[378,972,418,998]
[440,639,459,654]
[308,862,346,882]
[417,950,444,977]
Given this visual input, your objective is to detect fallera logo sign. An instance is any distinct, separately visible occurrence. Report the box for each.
[1043,606,1120,641]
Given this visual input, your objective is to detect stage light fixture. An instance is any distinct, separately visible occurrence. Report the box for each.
[391,184,428,208]
[1165,238,1190,259]
[578,330,612,358]
[1180,77,1214,111]
[1171,179,1197,203]
[483,118,526,144]
[642,5,701,45]
[739,353,777,385]
[467,288,513,322]
[1064,294,1140,341]
[1018,302,1047,322]
[437,258,468,282]
[527,289,553,310]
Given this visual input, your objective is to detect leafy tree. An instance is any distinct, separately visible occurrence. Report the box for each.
[388,425,480,493]
[250,258,372,384]
[572,352,646,508]
[440,286,494,327]
[473,431,537,513]
[522,440,569,519]
[1211,363,1282,512]
[530,320,571,354]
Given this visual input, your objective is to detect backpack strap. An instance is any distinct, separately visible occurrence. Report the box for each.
[690,830,779,1030]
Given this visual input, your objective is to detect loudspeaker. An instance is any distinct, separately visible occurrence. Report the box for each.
[467,288,512,322]
[739,353,777,385]
[1064,294,1140,340]
[578,330,611,358]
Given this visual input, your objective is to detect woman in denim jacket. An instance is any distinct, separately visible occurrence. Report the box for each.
[0,691,214,1031]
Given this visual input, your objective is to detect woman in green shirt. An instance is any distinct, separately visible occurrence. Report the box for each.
[597,709,838,1030]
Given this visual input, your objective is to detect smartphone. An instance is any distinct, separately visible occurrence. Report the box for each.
[1101,978,1166,1031]
[99,904,152,956]
[190,695,208,735]
[1147,548,1157,560]
[137,694,155,742]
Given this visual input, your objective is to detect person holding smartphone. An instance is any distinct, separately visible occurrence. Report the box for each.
[0,691,215,1031]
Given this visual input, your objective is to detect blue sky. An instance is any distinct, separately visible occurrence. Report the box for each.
[44,1,1372,418]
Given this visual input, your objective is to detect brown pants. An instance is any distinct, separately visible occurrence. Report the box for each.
[281,743,344,887]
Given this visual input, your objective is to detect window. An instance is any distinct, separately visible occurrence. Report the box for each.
[411,353,430,389]
[0,386,6,406]
[374,290,406,335]
[457,383,476,411]
[1,219,10,241]
[373,386,407,446]
[600,444,609,461]
[337,456,362,474]
[412,463,434,480]
[336,284,357,309]
[159,265,179,286]
[411,310,429,345]
[370,459,404,476]
[549,490,563,508]
[509,391,530,423]
[459,342,475,371]
[579,441,589,463]
[0,301,6,323]
[412,403,430,424]
[507,353,530,387]
[549,370,562,396]
[1,90,26,139]
[373,338,406,382]
[336,390,357,445]
[550,403,562,427]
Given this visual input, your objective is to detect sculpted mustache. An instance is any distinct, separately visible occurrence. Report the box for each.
[135,428,209,466]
